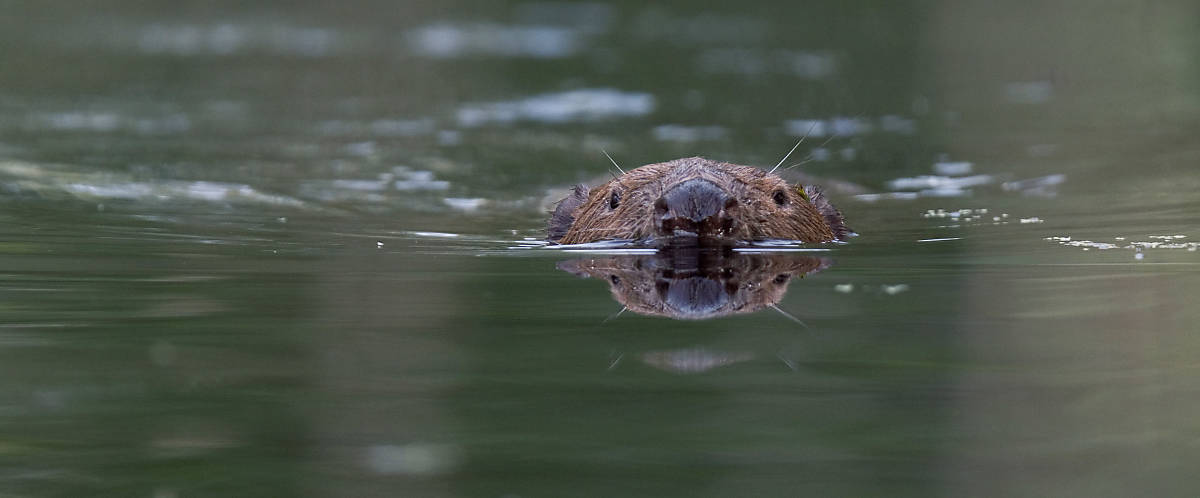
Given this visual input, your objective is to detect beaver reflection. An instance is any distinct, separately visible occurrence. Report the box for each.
[557,245,831,320]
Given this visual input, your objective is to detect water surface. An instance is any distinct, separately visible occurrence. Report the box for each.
[2,1,1199,496]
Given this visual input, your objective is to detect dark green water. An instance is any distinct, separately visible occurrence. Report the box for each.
[2,1,1200,496]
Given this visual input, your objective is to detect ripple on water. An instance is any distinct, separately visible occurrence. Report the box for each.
[408,23,587,59]
[0,160,308,208]
[455,89,656,127]
[855,155,1067,200]
[652,124,728,142]
[784,115,915,138]
[135,22,343,57]
[22,111,192,135]
[696,48,838,79]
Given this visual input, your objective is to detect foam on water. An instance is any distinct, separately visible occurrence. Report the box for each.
[1046,235,1198,253]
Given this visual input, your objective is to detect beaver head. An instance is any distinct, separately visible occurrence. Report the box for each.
[548,157,850,244]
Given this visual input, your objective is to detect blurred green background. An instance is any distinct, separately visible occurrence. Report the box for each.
[1,1,1199,496]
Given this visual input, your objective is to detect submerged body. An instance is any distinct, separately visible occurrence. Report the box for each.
[548,157,850,244]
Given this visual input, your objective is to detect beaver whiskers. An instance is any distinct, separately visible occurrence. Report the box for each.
[548,156,851,245]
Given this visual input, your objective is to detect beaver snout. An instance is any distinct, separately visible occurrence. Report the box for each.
[654,178,739,237]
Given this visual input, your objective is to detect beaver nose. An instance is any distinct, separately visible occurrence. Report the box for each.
[655,178,738,237]
[657,178,727,222]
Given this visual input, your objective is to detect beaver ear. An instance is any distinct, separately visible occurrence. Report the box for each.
[802,185,853,240]
[547,184,590,242]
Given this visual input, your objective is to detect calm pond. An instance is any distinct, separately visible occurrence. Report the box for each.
[2,1,1199,497]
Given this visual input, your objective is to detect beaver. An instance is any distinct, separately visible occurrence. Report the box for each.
[556,247,831,320]
[547,157,850,244]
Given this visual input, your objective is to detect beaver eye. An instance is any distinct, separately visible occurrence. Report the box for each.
[609,275,621,286]
[609,191,620,209]
[772,189,788,206]
[773,274,790,284]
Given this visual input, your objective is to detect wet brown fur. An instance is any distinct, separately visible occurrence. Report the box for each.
[549,157,848,244]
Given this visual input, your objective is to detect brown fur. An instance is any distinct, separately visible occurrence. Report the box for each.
[548,157,849,244]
